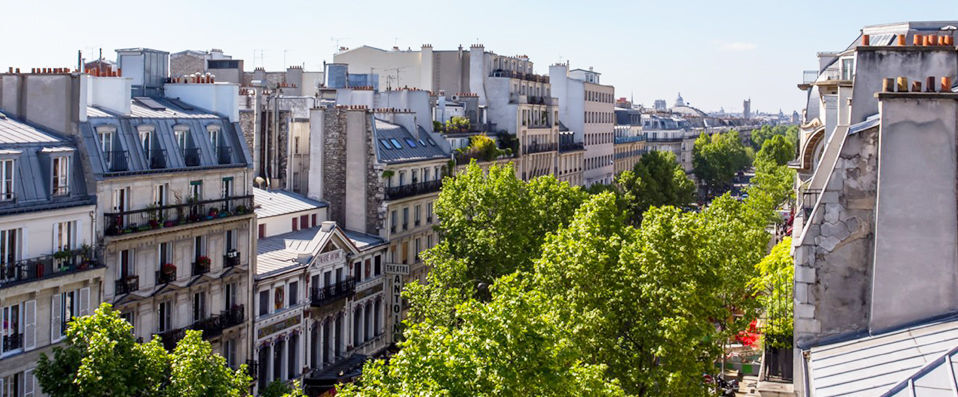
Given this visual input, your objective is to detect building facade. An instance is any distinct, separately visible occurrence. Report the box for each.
[550,63,614,186]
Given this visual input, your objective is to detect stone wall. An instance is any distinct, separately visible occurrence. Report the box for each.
[322,108,348,227]
[170,53,205,78]
[794,126,878,348]
[363,119,385,235]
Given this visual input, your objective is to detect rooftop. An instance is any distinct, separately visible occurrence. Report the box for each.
[254,188,328,219]
[374,119,449,164]
[256,223,385,278]
[0,112,67,144]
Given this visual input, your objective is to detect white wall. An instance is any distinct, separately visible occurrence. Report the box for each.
[164,83,240,122]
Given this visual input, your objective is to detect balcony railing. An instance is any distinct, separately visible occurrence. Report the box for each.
[104,150,130,172]
[523,142,557,154]
[155,268,177,285]
[115,274,139,295]
[184,147,201,167]
[614,135,646,144]
[802,70,819,85]
[224,250,240,268]
[192,259,211,277]
[2,333,23,352]
[154,305,246,351]
[216,146,233,165]
[0,248,101,288]
[149,149,168,169]
[310,277,356,307]
[489,69,549,83]
[104,195,253,236]
[559,142,585,152]
[454,150,515,165]
[384,181,442,201]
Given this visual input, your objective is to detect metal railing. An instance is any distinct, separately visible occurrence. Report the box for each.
[489,69,549,83]
[559,142,584,152]
[453,150,514,164]
[2,333,23,352]
[184,148,201,167]
[801,189,822,219]
[103,195,253,236]
[0,248,100,288]
[224,250,240,268]
[523,142,557,154]
[384,181,442,201]
[155,267,177,285]
[154,305,246,351]
[216,146,233,165]
[802,70,819,85]
[104,150,130,172]
[148,149,168,169]
[115,274,139,295]
[613,135,646,144]
[192,259,211,277]
[310,277,356,307]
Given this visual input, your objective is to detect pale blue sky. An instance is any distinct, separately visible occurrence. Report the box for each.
[2,0,953,113]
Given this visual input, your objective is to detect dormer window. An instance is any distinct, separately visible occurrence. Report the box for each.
[0,159,13,201]
[208,125,221,149]
[52,156,69,196]
[96,126,116,169]
[841,57,855,81]
[137,126,154,154]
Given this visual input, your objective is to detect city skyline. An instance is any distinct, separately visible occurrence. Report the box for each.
[3,1,952,114]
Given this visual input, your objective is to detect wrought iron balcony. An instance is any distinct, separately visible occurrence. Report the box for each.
[2,333,23,352]
[384,181,442,201]
[523,142,558,154]
[559,142,585,152]
[115,274,139,295]
[224,250,240,268]
[104,150,131,172]
[310,277,355,307]
[155,267,177,285]
[0,248,101,289]
[192,258,211,277]
[154,305,246,351]
[216,146,233,165]
[103,195,253,237]
[184,147,201,167]
[149,149,168,169]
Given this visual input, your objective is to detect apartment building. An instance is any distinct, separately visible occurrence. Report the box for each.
[251,188,388,395]
[0,113,99,397]
[550,63,615,186]
[790,21,958,396]
[0,48,256,379]
[613,106,646,175]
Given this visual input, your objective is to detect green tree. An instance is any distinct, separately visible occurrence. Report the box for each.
[261,380,307,397]
[338,274,625,397]
[37,303,250,397]
[610,150,695,225]
[694,130,752,195]
[167,330,251,397]
[750,238,794,349]
[755,135,794,166]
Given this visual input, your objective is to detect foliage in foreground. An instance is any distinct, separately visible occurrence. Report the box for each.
[750,238,794,349]
[587,150,695,226]
[36,303,250,397]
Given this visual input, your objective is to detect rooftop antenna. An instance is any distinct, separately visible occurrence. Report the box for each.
[331,37,350,49]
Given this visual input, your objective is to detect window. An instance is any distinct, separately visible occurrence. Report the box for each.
[311,214,317,227]
[273,287,284,312]
[158,301,172,332]
[190,180,202,200]
[153,184,167,206]
[292,217,298,232]
[300,215,308,229]
[353,261,362,281]
[119,249,134,278]
[174,128,189,152]
[364,258,371,279]
[390,138,403,148]
[405,138,417,148]
[258,290,269,316]
[258,224,265,239]
[414,205,421,226]
[288,334,298,379]
[121,311,136,332]
[427,234,433,248]
[288,281,298,306]
[1,302,22,354]
[208,126,221,149]
[379,139,392,150]
[293,137,300,154]
[0,160,14,201]
[56,290,77,336]
[225,282,237,310]
[158,242,171,267]
[0,228,20,270]
[221,177,233,199]
[424,168,430,181]
[374,255,381,276]
[841,58,855,81]
[415,238,421,261]
[54,221,75,252]
[426,202,433,223]
[225,230,235,253]
[398,171,405,186]
[402,208,408,230]
[390,210,397,233]
[193,292,206,322]
[139,127,153,153]
[97,127,114,152]
[224,338,237,369]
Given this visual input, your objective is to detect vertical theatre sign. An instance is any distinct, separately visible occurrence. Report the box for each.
[385,263,409,343]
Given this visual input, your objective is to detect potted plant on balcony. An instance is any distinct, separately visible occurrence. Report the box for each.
[235,205,248,215]
[195,255,211,273]
[53,249,73,271]
[77,244,93,269]
[161,263,176,276]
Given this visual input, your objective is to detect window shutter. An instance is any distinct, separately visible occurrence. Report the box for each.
[24,368,35,397]
[79,287,90,317]
[51,294,62,341]
[24,299,36,350]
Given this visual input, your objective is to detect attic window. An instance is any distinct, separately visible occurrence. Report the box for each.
[390,139,403,148]
[405,138,417,148]
[379,139,392,150]
[134,97,166,111]
[418,139,426,146]
[426,138,436,146]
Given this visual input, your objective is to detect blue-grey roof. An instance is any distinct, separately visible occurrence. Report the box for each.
[849,113,881,135]
[342,229,386,250]
[256,223,384,279]
[373,119,449,164]
[807,316,958,396]
[0,113,94,215]
[254,188,327,218]
[81,97,252,178]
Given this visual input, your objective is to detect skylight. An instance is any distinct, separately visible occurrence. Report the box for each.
[427,138,436,146]
[419,139,426,146]
[390,138,403,148]
[405,138,417,148]
[380,139,392,149]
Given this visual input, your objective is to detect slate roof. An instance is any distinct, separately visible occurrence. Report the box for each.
[88,97,222,119]
[807,316,958,396]
[256,224,385,279]
[0,113,66,144]
[254,188,328,218]
[373,119,449,164]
